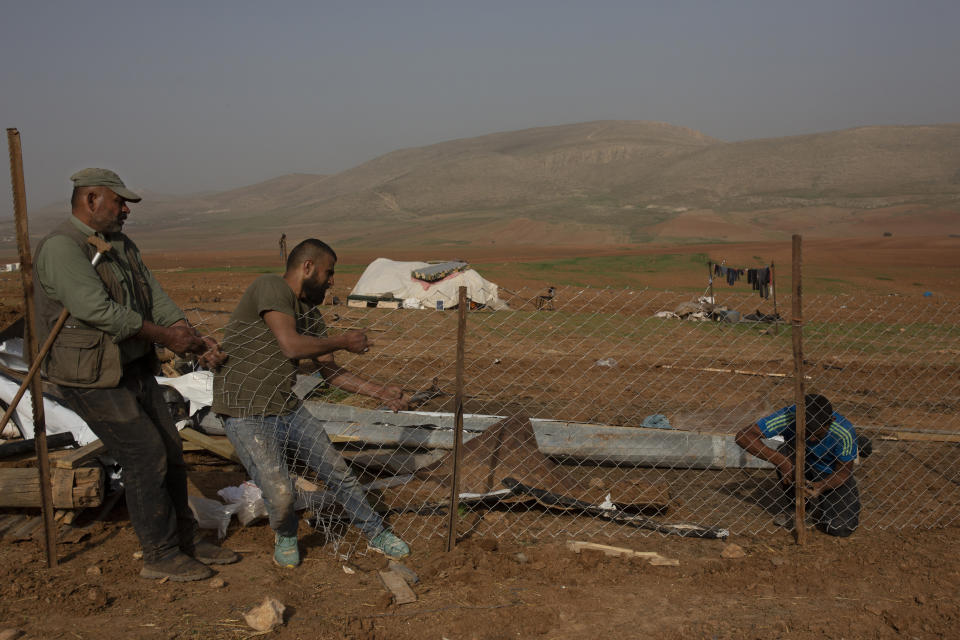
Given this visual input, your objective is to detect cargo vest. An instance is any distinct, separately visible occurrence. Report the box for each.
[33,220,155,388]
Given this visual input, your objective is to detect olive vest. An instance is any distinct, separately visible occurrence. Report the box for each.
[33,220,155,388]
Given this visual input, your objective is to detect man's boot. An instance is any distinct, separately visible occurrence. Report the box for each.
[140,551,214,582]
[181,534,240,565]
[179,523,240,565]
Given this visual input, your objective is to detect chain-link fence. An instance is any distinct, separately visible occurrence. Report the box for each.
[184,281,960,552]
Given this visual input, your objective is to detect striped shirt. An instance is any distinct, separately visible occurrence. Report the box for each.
[757,405,857,475]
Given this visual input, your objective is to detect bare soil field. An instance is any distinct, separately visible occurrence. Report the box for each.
[0,236,958,639]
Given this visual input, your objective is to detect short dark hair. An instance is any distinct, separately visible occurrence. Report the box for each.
[285,238,337,273]
[70,187,84,209]
[805,394,834,431]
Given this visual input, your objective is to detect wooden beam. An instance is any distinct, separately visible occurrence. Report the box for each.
[0,466,103,509]
[51,439,107,469]
[179,427,240,462]
[0,433,76,460]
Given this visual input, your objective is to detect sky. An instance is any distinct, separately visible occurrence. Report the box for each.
[2,0,959,215]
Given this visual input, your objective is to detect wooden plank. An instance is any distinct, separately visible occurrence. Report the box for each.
[878,432,960,444]
[378,569,417,605]
[566,540,679,566]
[0,514,27,537]
[6,516,42,541]
[51,439,107,469]
[179,428,240,463]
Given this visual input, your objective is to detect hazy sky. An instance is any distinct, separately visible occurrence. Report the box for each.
[2,0,958,215]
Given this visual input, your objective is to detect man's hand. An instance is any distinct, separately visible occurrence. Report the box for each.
[378,385,411,412]
[196,336,228,369]
[340,330,370,354]
[164,324,207,356]
[801,481,825,499]
[776,458,795,486]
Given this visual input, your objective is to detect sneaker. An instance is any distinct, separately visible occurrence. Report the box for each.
[274,534,300,568]
[187,539,240,565]
[140,551,214,582]
[367,530,410,559]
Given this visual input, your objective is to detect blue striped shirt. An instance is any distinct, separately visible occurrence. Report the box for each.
[756,405,857,475]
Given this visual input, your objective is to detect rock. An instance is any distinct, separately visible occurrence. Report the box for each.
[721,543,746,559]
[86,565,102,576]
[915,594,927,605]
[86,587,108,607]
[209,577,226,589]
[864,604,883,616]
[513,552,529,564]
[769,556,786,567]
[0,629,25,640]
[132,550,143,560]
[244,596,286,632]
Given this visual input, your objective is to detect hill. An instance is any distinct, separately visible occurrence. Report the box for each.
[17,121,960,252]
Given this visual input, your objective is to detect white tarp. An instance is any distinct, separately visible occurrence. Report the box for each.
[0,375,97,444]
[350,258,508,310]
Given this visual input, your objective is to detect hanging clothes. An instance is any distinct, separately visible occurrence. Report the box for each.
[747,267,771,298]
[726,267,743,286]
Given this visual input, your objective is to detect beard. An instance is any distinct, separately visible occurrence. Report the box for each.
[302,279,329,306]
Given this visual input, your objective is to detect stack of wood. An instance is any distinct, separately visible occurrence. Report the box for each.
[0,438,105,510]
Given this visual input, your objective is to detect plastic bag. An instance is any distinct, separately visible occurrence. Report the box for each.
[218,481,269,526]
[188,495,241,540]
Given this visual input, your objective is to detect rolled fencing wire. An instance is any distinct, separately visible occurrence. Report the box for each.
[800,292,960,530]
[334,285,793,542]
[183,286,960,551]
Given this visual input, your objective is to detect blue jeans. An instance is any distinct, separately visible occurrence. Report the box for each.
[224,404,385,539]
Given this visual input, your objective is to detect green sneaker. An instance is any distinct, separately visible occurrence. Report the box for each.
[367,530,410,559]
[274,534,300,568]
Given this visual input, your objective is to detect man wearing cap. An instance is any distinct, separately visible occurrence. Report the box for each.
[735,393,863,537]
[33,168,238,581]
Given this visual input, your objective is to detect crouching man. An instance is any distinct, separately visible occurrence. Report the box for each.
[213,239,411,567]
[735,394,861,537]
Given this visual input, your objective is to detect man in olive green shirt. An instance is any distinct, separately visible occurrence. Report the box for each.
[34,168,237,581]
[214,238,411,567]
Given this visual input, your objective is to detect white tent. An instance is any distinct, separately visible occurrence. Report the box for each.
[350,258,509,310]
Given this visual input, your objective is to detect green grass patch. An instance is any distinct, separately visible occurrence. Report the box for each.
[474,253,710,287]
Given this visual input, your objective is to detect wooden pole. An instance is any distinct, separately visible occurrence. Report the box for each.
[771,261,780,336]
[791,235,806,545]
[445,286,468,552]
[7,128,57,566]
[707,261,714,303]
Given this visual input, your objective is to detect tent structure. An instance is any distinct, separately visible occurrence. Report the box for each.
[349,258,509,310]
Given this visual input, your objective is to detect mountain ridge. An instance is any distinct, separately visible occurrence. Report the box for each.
[18,120,960,251]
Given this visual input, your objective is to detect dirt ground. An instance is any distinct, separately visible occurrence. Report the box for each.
[1,507,958,639]
[0,237,958,639]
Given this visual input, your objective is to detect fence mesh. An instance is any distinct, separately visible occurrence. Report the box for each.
[184,282,960,554]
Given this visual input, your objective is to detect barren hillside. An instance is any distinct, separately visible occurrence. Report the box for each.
[18,121,960,252]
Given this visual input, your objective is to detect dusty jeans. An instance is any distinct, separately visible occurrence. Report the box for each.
[224,404,385,539]
[57,357,197,562]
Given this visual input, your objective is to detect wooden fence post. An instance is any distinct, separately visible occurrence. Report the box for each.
[791,235,806,545]
[445,286,468,552]
[7,128,58,566]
